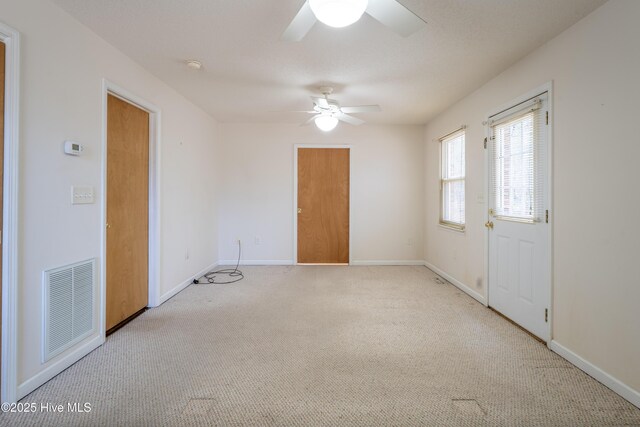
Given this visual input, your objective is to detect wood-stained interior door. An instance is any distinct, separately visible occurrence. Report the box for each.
[106,94,149,331]
[297,148,349,264]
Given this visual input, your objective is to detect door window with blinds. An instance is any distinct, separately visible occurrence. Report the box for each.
[489,94,547,222]
[440,129,465,230]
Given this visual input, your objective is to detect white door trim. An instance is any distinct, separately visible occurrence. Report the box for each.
[0,21,20,404]
[100,80,162,342]
[293,144,353,265]
[483,81,554,343]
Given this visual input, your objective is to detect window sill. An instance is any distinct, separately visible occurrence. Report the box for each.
[438,223,465,233]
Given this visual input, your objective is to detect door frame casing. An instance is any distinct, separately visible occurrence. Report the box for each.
[0,21,20,404]
[293,144,353,265]
[483,81,554,343]
[100,80,161,340]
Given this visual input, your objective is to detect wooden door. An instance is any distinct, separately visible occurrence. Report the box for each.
[0,41,5,376]
[106,94,149,331]
[297,148,349,264]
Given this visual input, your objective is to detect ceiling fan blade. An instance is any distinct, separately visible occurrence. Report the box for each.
[337,113,365,126]
[281,1,317,42]
[340,105,382,113]
[301,114,321,126]
[366,0,427,38]
[311,96,329,109]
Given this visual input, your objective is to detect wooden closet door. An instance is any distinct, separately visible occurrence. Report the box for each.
[106,94,149,331]
[297,148,349,264]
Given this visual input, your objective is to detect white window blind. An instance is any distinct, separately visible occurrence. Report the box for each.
[440,129,465,229]
[489,95,547,222]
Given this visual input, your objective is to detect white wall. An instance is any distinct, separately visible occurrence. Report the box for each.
[218,124,424,265]
[1,0,220,395]
[424,0,640,396]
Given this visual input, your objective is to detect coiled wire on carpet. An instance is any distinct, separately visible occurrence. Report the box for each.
[193,241,244,284]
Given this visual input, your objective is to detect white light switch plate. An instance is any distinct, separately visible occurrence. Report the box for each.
[71,186,94,204]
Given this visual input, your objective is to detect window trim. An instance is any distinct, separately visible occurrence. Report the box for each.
[439,128,466,231]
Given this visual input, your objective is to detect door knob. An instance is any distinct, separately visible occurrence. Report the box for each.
[106,223,112,229]
[485,221,494,230]
[297,208,302,214]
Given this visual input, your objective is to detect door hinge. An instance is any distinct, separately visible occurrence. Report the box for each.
[484,137,487,149]
[546,111,549,125]
[545,210,549,223]
[545,308,549,323]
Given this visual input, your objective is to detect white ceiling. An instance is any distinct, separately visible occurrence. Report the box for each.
[53,0,606,125]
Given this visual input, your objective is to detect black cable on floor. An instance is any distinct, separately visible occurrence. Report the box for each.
[193,241,244,285]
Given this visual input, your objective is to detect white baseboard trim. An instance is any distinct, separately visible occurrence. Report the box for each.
[350,260,426,266]
[17,334,103,400]
[218,260,426,266]
[218,260,294,266]
[549,340,640,409]
[156,262,218,306]
[423,261,487,305]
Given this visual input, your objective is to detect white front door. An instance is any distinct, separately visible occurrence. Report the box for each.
[487,92,550,341]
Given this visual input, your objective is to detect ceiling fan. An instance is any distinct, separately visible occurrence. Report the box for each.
[297,86,381,131]
[282,0,427,42]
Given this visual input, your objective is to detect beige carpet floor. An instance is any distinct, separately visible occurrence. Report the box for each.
[2,266,639,426]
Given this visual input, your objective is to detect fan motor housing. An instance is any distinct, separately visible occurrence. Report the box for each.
[314,99,341,113]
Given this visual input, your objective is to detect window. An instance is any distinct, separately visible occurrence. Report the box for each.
[493,112,534,220]
[440,130,465,229]
[489,95,546,223]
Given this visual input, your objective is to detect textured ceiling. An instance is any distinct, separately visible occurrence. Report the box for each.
[53,0,607,125]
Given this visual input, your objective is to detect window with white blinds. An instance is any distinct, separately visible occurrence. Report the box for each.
[489,95,547,222]
[440,130,465,229]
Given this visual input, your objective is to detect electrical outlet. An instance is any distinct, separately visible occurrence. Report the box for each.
[407,238,413,246]
[255,236,261,245]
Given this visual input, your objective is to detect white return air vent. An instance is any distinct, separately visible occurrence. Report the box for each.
[43,259,96,362]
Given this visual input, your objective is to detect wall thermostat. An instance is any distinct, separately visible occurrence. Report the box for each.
[64,140,84,156]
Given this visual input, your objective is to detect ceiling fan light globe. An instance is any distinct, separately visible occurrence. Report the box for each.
[315,115,339,132]
[309,0,369,28]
